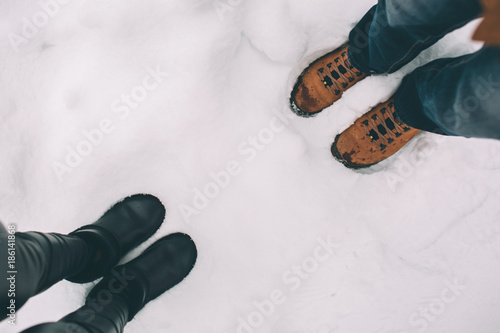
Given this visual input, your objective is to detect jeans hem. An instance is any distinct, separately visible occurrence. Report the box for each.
[347,46,372,74]
[393,75,444,134]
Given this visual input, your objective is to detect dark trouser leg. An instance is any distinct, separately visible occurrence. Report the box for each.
[21,292,129,333]
[0,231,90,315]
[22,233,198,333]
[348,0,483,74]
[394,46,500,139]
[20,322,90,333]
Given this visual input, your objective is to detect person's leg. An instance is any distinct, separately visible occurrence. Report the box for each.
[0,194,165,319]
[348,0,483,74]
[290,0,483,117]
[394,46,500,139]
[21,233,198,333]
[332,46,500,169]
[21,322,90,333]
[0,231,91,313]
[21,294,129,333]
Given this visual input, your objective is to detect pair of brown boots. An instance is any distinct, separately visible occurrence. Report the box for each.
[290,43,421,169]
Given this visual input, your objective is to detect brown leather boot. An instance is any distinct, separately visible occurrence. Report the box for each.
[331,98,421,169]
[290,43,368,117]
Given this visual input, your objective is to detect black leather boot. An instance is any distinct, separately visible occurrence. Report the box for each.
[120,232,198,320]
[1,194,166,317]
[48,233,198,332]
[67,194,166,283]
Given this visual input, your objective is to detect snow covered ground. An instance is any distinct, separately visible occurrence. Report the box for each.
[1,0,500,332]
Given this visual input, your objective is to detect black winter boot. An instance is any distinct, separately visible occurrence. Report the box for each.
[1,194,166,317]
[67,194,166,283]
[49,233,198,332]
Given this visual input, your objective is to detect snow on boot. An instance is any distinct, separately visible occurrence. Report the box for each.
[290,43,368,117]
[331,98,421,169]
[66,194,166,283]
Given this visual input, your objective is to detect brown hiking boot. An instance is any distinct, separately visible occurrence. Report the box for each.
[290,43,368,117]
[331,98,421,169]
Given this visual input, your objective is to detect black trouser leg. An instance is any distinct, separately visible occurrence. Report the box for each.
[0,231,91,316]
[21,293,129,333]
[22,266,133,333]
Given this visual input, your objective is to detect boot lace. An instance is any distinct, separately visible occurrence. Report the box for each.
[317,47,364,95]
[361,102,412,151]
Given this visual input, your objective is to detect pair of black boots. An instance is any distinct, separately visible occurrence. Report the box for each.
[6,194,197,332]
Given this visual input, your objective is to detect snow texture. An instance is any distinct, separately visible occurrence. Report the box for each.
[1,0,500,332]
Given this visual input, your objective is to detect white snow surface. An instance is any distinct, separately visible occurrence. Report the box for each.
[1,0,500,332]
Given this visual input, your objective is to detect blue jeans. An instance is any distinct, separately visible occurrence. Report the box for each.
[348,0,500,139]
